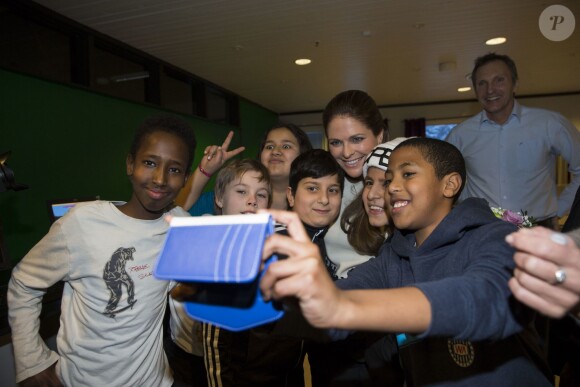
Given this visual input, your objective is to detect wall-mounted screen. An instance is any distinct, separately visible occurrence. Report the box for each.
[47,196,100,223]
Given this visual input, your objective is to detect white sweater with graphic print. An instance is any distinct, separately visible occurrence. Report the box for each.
[8,201,189,386]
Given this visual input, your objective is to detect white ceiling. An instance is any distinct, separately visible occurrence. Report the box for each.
[32,0,580,114]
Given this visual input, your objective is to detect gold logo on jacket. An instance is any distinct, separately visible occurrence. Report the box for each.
[447,339,475,367]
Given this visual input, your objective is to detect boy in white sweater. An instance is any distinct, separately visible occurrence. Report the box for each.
[8,114,196,386]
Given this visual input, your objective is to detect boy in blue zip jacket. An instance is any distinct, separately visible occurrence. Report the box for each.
[261,138,552,386]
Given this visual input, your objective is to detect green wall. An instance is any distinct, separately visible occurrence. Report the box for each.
[0,69,277,284]
[239,100,280,159]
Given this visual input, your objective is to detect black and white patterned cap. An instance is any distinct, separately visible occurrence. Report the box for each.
[363,137,409,177]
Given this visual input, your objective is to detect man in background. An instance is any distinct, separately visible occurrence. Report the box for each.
[446,52,580,228]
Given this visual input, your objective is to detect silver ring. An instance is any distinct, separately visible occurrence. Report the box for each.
[554,268,567,285]
[550,232,567,246]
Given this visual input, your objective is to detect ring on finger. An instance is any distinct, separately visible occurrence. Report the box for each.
[550,232,567,246]
[554,268,567,285]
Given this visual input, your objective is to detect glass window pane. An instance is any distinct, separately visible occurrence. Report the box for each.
[206,87,228,124]
[306,131,325,149]
[426,124,456,140]
[161,70,194,115]
[0,10,71,83]
[91,44,147,104]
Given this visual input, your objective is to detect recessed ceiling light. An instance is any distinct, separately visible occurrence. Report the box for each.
[457,87,472,92]
[486,37,507,45]
[295,58,312,65]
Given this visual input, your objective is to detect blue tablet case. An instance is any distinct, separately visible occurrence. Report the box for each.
[154,213,284,331]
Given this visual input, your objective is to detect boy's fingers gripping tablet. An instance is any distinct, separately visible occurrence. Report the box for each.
[260,209,310,242]
[170,283,199,301]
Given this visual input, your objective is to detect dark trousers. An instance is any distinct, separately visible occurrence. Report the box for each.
[165,338,208,387]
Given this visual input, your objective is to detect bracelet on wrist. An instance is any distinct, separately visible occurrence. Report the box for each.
[198,165,212,178]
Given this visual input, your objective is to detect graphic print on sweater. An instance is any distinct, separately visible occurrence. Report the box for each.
[103,247,137,317]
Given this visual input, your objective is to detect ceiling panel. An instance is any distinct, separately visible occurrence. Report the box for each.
[31,0,580,113]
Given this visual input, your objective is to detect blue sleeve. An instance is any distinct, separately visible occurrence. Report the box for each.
[336,244,393,290]
[414,223,527,341]
[444,127,458,144]
[444,122,464,147]
[188,191,216,216]
[331,246,391,342]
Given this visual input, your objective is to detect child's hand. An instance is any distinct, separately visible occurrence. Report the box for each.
[170,283,199,301]
[259,209,343,329]
[200,131,245,176]
[20,362,63,387]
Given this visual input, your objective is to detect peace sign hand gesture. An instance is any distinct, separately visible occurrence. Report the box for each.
[199,131,245,176]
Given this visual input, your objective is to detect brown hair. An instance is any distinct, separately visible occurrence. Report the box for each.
[322,90,387,140]
[340,191,392,256]
[471,52,518,89]
[214,159,272,214]
[258,122,313,157]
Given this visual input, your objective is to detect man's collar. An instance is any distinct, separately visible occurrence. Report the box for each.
[479,100,521,126]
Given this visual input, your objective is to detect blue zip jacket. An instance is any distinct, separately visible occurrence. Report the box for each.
[339,197,552,386]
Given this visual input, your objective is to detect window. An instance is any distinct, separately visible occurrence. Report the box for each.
[206,87,229,124]
[1,1,241,126]
[426,124,456,140]
[161,69,197,116]
[91,42,149,104]
[0,9,71,84]
[206,86,239,126]
[306,131,325,149]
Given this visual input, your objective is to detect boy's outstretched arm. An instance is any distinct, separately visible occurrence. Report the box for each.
[260,209,431,333]
[176,130,245,210]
